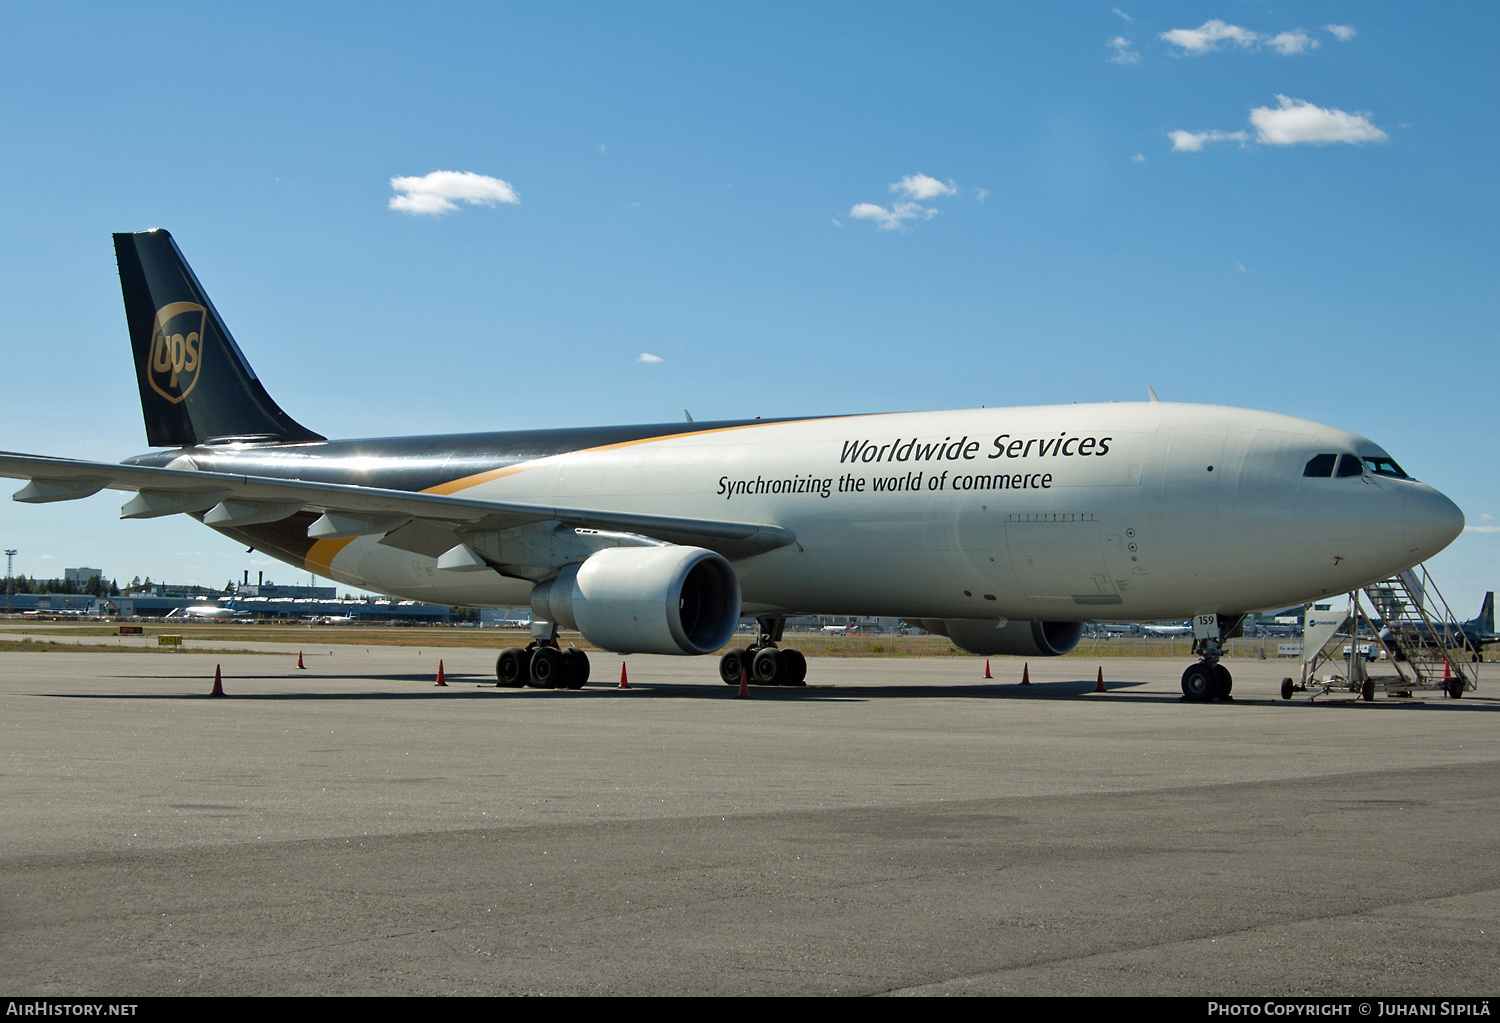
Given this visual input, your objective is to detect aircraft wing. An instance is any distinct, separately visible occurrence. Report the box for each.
[0,452,796,561]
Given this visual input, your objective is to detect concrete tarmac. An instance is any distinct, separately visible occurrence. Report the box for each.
[1,647,1497,996]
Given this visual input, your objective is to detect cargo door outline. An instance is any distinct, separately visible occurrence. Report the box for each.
[1005,513,1120,606]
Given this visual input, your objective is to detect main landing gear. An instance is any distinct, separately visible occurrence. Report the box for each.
[495,620,591,690]
[1180,615,1241,702]
[719,617,808,687]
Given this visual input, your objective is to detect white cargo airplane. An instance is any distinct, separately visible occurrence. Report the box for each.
[0,231,1466,699]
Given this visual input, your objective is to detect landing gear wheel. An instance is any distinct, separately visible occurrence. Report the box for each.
[561,648,590,689]
[496,647,531,687]
[1281,677,1295,701]
[751,647,780,686]
[720,648,748,685]
[1213,664,1233,700]
[777,649,807,686]
[1181,661,1214,702]
[529,647,562,689]
[1361,678,1374,702]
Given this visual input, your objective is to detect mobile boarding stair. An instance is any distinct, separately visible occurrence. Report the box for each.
[1286,565,1478,702]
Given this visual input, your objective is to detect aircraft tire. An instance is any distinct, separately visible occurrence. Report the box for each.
[751,647,780,686]
[561,648,590,689]
[496,647,530,688]
[530,647,562,689]
[777,649,807,686]
[720,648,747,685]
[1180,662,1214,701]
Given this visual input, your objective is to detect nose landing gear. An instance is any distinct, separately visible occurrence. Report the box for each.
[1180,660,1232,701]
[1180,614,1241,702]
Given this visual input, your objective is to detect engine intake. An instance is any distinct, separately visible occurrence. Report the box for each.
[530,546,741,655]
[919,618,1084,657]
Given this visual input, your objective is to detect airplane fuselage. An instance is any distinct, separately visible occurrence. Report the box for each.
[127,401,1462,624]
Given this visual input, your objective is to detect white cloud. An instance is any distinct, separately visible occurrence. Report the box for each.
[891,173,957,200]
[850,201,937,230]
[1172,97,1388,152]
[388,170,520,216]
[1465,525,1500,534]
[1131,153,1146,163]
[1112,7,1133,23]
[1168,129,1249,152]
[1326,24,1357,42]
[1108,37,1141,65]
[1267,30,1320,56]
[849,173,965,230]
[637,353,663,364]
[1161,20,1261,54]
[973,187,989,201]
[1250,95,1388,146]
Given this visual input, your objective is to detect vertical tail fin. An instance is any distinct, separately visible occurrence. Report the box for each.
[113,230,323,447]
[1480,592,1494,634]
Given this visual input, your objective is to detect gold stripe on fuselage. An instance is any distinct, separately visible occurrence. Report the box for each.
[302,418,840,575]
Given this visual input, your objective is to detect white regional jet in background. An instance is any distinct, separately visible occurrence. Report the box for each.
[0,231,1466,699]
[165,598,250,620]
[1141,622,1194,638]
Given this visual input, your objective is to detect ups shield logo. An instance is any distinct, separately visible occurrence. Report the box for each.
[147,302,207,403]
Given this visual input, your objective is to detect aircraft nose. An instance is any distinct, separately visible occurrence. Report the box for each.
[1404,485,1464,557]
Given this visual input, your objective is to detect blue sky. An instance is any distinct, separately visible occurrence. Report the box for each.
[0,2,1495,610]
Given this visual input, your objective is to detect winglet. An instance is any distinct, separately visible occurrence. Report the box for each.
[1147,386,1161,403]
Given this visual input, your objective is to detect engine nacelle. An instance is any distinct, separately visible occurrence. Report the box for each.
[530,546,741,655]
[921,618,1084,657]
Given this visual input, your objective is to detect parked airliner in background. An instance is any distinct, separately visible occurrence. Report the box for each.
[0,231,1466,699]
[1380,591,1495,662]
[1141,622,1194,638]
[165,598,250,620]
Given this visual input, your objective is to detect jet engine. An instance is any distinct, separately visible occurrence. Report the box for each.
[918,618,1084,657]
[530,546,741,655]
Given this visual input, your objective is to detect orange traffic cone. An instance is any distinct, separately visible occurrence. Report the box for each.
[1095,666,1106,693]
[211,664,224,697]
[1020,663,1031,685]
[984,658,992,679]
[435,659,447,686]
[1443,661,1451,681]
[619,663,630,689]
[738,666,749,698]
[297,650,306,669]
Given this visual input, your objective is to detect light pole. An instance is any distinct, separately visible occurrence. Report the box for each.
[4,549,15,610]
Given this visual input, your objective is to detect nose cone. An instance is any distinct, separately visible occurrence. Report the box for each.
[1404,485,1465,557]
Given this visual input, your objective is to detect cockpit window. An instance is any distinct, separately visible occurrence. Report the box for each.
[1361,455,1409,479]
[1303,454,1336,477]
[1336,454,1364,477]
